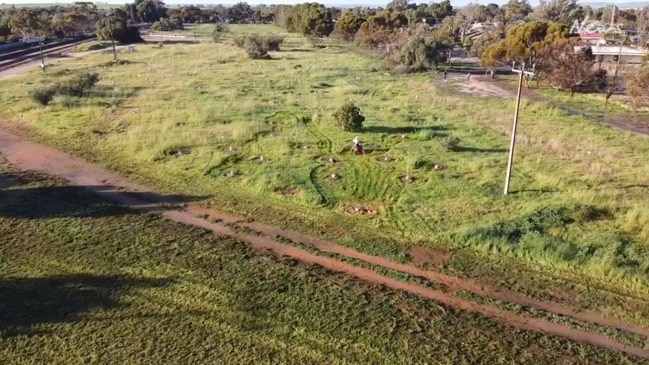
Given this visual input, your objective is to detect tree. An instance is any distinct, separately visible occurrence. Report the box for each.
[136,0,167,23]
[96,11,143,45]
[500,0,532,26]
[480,21,569,80]
[470,27,504,57]
[355,10,407,48]
[539,38,597,97]
[286,3,333,37]
[481,40,506,77]
[226,2,254,24]
[151,17,183,31]
[503,21,568,66]
[386,0,409,12]
[333,101,364,132]
[626,66,649,109]
[389,26,448,72]
[453,3,488,43]
[637,6,649,47]
[10,9,52,66]
[531,0,581,25]
[429,0,453,19]
[333,9,365,41]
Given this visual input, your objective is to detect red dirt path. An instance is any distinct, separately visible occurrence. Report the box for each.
[1,128,649,359]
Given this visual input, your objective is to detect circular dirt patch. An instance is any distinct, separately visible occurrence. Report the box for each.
[274,187,300,196]
[377,156,394,163]
[322,156,340,164]
[400,175,416,184]
[343,204,378,218]
[325,173,342,182]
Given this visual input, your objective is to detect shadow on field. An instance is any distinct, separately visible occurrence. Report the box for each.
[0,172,209,219]
[456,146,507,153]
[0,274,173,338]
[363,126,445,134]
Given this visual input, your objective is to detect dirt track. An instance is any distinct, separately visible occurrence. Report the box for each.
[2,127,649,359]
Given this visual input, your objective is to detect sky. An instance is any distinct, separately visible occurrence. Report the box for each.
[0,0,644,7]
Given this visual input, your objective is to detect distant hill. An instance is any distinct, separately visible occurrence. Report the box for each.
[580,1,649,9]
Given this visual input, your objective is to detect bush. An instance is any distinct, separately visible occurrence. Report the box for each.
[233,36,245,48]
[264,35,284,51]
[53,73,99,97]
[306,35,324,48]
[442,136,460,151]
[243,34,269,59]
[333,101,364,132]
[31,87,55,105]
[152,18,184,32]
[213,23,230,43]
[214,23,230,33]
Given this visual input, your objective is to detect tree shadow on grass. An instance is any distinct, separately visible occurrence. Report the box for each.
[0,172,209,219]
[455,146,508,153]
[0,274,173,338]
[363,125,448,134]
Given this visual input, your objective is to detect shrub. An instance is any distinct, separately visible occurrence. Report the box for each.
[53,73,99,97]
[152,18,184,32]
[333,101,364,132]
[244,34,269,59]
[442,136,460,151]
[233,36,245,48]
[215,23,230,33]
[264,35,284,51]
[30,87,55,105]
[306,34,324,48]
[213,23,230,43]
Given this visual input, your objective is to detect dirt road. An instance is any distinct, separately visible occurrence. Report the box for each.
[2,127,649,359]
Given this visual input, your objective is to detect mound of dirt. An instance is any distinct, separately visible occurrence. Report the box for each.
[377,156,394,163]
[400,175,416,184]
[274,187,300,196]
[322,156,340,164]
[343,204,378,218]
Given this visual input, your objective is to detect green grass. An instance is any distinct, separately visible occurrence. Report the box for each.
[74,41,113,53]
[0,159,644,364]
[3,26,649,325]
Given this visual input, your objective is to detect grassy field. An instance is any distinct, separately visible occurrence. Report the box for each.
[2,26,649,326]
[1,158,645,364]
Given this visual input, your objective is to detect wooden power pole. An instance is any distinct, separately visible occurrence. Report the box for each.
[504,62,535,195]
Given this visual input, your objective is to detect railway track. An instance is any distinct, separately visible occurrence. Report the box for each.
[0,38,95,73]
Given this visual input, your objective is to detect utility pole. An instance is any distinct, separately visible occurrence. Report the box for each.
[38,36,45,68]
[504,62,535,195]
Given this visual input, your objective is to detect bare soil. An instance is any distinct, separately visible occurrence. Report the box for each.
[274,187,300,196]
[342,204,379,218]
[409,246,450,268]
[2,125,649,359]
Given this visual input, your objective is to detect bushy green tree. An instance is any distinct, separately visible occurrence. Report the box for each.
[151,17,183,31]
[355,10,408,48]
[333,9,365,41]
[333,101,365,132]
[286,3,333,37]
[481,21,568,69]
[96,13,143,44]
[389,26,449,72]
